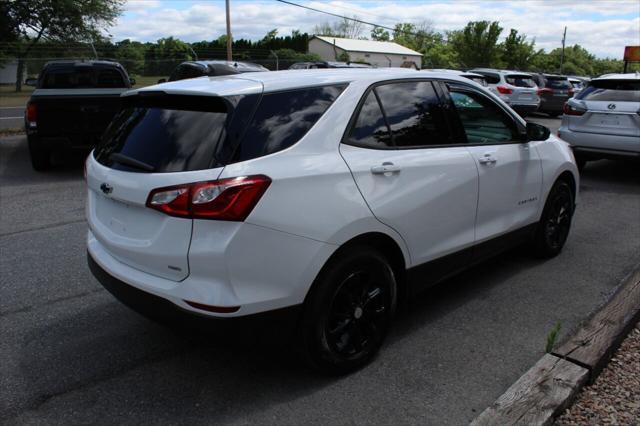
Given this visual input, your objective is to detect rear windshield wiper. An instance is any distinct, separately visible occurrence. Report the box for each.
[109,153,155,172]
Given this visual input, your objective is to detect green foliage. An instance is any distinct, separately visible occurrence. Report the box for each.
[545,322,562,353]
[3,0,124,90]
[271,48,321,61]
[449,21,503,68]
[144,37,193,76]
[371,27,390,42]
[337,51,351,62]
[500,29,537,70]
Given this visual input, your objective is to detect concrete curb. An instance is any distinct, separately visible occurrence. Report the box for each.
[471,263,640,426]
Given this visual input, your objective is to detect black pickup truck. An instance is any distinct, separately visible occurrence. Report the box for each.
[25,60,134,170]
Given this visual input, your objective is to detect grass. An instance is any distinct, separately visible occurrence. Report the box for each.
[545,322,562,353]
[0,76,164,108]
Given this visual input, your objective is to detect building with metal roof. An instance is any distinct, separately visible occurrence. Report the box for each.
[308,36,423,68]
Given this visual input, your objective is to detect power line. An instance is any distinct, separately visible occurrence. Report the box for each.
[274,0,419,37]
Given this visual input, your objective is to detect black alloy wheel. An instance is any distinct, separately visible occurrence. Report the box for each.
[299,246,397,374]
[532,180,574,258]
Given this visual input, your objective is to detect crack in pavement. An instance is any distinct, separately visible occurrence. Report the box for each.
[0,218,86,238]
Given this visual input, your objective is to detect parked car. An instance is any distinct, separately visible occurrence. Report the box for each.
[86,69,578,373]
[288,61,371,69]
[24,60,134,171]
[470,69,540,116]
[567,76,588,96]
[424,69,489,87]
[530,73,574,117]
[558,73,640,169]
[159,60,268,83]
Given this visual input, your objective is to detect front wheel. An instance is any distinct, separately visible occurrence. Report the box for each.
[298,247,397,374]
[531,180,574,258]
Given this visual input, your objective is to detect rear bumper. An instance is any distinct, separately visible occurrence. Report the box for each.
[88,252,301,324]
[558,127,640,159]
[87,223,336,318]
[27,133,100,150]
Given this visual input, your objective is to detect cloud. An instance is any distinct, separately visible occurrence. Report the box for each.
[112,0,640,58]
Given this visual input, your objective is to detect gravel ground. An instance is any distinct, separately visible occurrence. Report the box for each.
[556,323,640,425]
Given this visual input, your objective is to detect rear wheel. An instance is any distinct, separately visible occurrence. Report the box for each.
[28,136,51,171]
[532,180,574,258]
[298,246,397,374]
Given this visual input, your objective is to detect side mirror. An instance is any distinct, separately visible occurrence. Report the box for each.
[129,78,136,86]
[25,78,37,87]
[526,122,551,141]
[157,78,167,84]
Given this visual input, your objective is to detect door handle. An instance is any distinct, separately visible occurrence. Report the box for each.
[371,162,401,175]
[478,154,497,165]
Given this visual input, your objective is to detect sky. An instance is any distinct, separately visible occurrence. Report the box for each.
[110,0,640,58]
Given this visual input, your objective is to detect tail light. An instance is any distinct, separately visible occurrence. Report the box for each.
[568,88,574,97]
[563,102,585,116]
[496,86,512,95]
[146,175,271,221]
[25,102,37,127]
[537,88,554,96]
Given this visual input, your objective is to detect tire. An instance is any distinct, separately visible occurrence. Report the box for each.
[298,246,397,374]
[28,136,51,171]
[532,180,574,258]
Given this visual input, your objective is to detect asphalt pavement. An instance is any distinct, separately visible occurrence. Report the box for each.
[1,123,639,424]
[0,107,24,131]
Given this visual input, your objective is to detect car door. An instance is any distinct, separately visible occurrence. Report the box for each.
[441,83,543,246]
[339,80,479,269]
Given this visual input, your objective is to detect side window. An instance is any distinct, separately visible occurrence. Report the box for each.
[449,89,518,144]
[375,81,450,147]
[233,84,346,162]
[346,91,392,148]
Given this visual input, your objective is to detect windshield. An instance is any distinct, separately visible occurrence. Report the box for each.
[577,79,640,102]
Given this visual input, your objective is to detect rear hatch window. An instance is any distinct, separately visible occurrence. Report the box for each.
[577,79,640,102]
[545,77,572,90]
[506,74,536,87]
[463,75,488,86]
[94,95,236,173]
[94,84,346,173]
[42,66,127,88]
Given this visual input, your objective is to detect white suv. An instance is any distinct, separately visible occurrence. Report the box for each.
[559,73,640,169]
[86,69,579,373]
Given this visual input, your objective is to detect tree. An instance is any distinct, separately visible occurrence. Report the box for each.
[3,0,124,91]
[371,27,390,42]
[449,21,503,68]
[313,17,364,39]
[115,39,145,75]
[500,29,537,70]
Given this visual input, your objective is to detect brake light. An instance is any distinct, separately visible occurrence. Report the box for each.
[496,86,512,95]
[563,102,585,116]
[146,175,271,221]
[25,102,37,126]
[568,88,574,97]
[537,88,554,95]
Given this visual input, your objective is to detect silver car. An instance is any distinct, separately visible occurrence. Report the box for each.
[558,73,640,169]
[470,69,540,116]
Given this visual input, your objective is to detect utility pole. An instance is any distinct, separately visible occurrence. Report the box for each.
[560,26,567,74]
[226,0,232,61]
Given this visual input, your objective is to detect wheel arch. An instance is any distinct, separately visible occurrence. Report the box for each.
[304,231,409,306]
[556,170,577,203]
